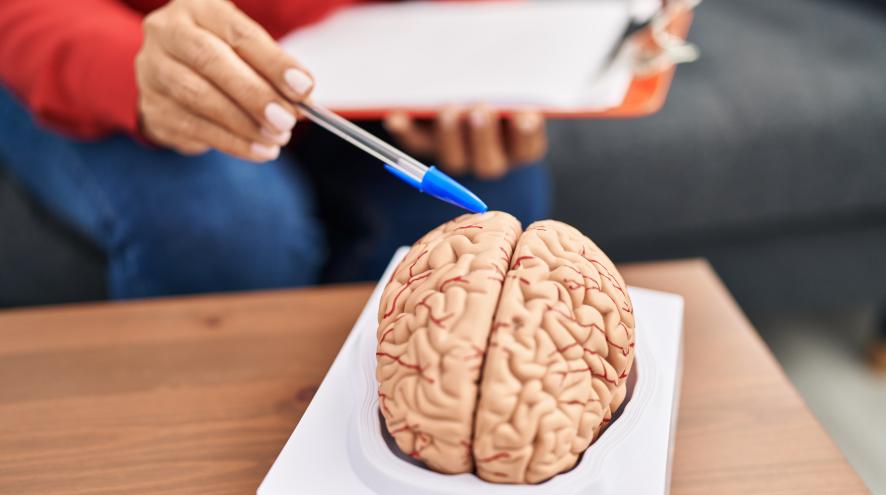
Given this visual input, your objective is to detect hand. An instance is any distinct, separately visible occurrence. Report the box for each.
[135,0,315,162]
[383,105,547,179]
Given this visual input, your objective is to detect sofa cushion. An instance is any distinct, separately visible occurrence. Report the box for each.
[0,170,105,307]
[549,0,886,245]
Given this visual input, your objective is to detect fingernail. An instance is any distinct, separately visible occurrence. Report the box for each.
[385,113,409,131]
[440,108,460,125]
[251,142,280,161]
[261,127,291,145]
[285,69,314,95]
[470,109,488,126]
[518,114,540,132]
[264,103,296,133]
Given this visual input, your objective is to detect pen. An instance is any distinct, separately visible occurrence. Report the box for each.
[296,101,488,213]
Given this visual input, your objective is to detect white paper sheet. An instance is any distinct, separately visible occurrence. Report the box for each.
[280,1,633,111]
[629,0,663,22]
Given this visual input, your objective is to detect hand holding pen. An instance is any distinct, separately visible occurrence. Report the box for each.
[135,0,312,161]
[134,0,487,212]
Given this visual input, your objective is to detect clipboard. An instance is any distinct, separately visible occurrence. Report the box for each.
[550,5,696,119]
[284,1,698,121]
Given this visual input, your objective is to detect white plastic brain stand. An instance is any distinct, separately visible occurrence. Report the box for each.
[259,248,685,495]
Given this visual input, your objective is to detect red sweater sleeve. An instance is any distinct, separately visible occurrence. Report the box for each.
[0,0,143,138]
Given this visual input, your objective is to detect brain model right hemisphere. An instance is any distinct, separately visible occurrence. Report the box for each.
[376,211,635,484]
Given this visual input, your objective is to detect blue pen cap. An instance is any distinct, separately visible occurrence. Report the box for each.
[384,163,422,190]
[385,165,488,213]
[421,166,487,213]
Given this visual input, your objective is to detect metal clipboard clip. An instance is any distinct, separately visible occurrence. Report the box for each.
[623,0,701,76]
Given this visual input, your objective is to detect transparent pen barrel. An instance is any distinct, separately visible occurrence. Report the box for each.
[297,102,426,182]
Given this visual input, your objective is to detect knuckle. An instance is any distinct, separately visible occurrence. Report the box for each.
[142,65,170,95]
[225,21,259,49]
[167,18,197,47]
[171,75,205,104]
[142,12,164,34]
[189,45,221,73]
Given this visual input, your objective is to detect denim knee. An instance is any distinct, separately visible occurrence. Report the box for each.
[106,151,326,298]
[0,87,326,298]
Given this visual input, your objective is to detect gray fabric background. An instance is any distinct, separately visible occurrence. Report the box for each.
[548,0,886,310]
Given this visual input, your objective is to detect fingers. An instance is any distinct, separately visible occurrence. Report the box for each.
[137,0,308,159]
[384,112,435,157]
[191,0,315,103]
[165,137,210,156]
[467,106,508,179]
[145,95,281,162]
[159,19,297,134]
[173,143,211,156]
[383,106,547,179]
[145,54,288,147]
[434,106,468,175]
[506,111,547,165]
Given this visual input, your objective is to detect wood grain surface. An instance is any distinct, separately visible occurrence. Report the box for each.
[0,260,868,494]
[619,261,869,495]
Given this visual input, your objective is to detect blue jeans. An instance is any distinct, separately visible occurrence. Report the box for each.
[0,88,550,298]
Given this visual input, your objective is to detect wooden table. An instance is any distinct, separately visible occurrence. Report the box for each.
[0,260,868,494]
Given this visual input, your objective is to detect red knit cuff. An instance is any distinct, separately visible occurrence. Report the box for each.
[80,14,144,137]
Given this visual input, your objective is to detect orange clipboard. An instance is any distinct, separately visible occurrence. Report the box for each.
[583,9,694,119]
[331,9,694,121]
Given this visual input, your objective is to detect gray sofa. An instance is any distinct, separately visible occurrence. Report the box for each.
[2,0,885,313]
[550,0,886,312]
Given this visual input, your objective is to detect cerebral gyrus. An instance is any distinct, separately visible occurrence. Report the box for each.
[376,212,635,484]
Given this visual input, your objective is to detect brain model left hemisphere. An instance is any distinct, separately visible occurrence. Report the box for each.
[376,211,635,484]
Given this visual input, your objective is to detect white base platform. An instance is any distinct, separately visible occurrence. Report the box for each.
[259,248,684,495]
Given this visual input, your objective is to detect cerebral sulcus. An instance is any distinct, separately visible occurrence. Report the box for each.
[376,212,635,483]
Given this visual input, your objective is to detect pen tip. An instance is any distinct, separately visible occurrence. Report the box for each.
[464,194,488,214]
[421,166,488,213]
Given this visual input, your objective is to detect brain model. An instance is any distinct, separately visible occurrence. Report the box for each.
[376,211,635,484]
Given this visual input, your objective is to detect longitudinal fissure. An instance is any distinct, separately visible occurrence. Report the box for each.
[376,211,635,484]
[466,231,519,476]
